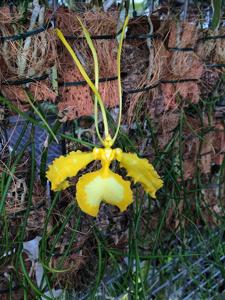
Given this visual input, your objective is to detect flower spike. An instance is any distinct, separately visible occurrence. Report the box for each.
[46,16,163,217]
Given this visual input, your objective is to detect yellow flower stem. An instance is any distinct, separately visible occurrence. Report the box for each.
[56,28,108,144]
[77,18,103,145]
[111,16,129,146]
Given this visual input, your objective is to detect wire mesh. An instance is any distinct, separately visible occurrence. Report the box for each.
[75,231,225,299]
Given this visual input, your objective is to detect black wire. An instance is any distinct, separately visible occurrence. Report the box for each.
[1,74,119,87]
[198,34,225,41]
[124,78,199,94]
[1,18,225,43]
[59,75,118,87]
[206,63,225,68]
[168,47,194,52]
[2,74,49,86]
[0,22,52,42]
[1,70,222,93]
[161,78,198,84]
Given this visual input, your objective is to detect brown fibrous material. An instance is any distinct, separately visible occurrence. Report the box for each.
[0,7,57,110]
[215,28,225,64]
[1,80,57,111]
[57,10,119,120]
[182,117,225,179]
[0,6,22,24]
[168,21,198,49]
[0,27,57,79]
[161,21,204,109]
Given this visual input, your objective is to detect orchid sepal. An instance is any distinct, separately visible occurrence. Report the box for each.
[117,152,163,199]
[46,151,95,191]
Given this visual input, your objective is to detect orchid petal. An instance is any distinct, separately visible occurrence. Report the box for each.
[117,152,163,198]
[76,167,133,217]
[46,151,95,191]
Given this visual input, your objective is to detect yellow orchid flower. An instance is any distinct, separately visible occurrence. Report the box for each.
[46,16,163,217]
[46,145,163,217]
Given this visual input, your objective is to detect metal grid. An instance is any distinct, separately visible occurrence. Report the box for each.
[76,231,225,300]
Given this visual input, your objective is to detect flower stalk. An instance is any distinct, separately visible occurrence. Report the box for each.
[46,16,163,217]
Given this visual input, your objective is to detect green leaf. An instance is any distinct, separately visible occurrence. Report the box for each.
[211,0,222,31]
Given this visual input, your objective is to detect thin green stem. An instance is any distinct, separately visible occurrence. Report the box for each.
[56,28,109,143]
[56,17,129,147]
[24,91,59,143]
[19,254,52,300]
[77,18,103,145]
[112,16,129,145]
